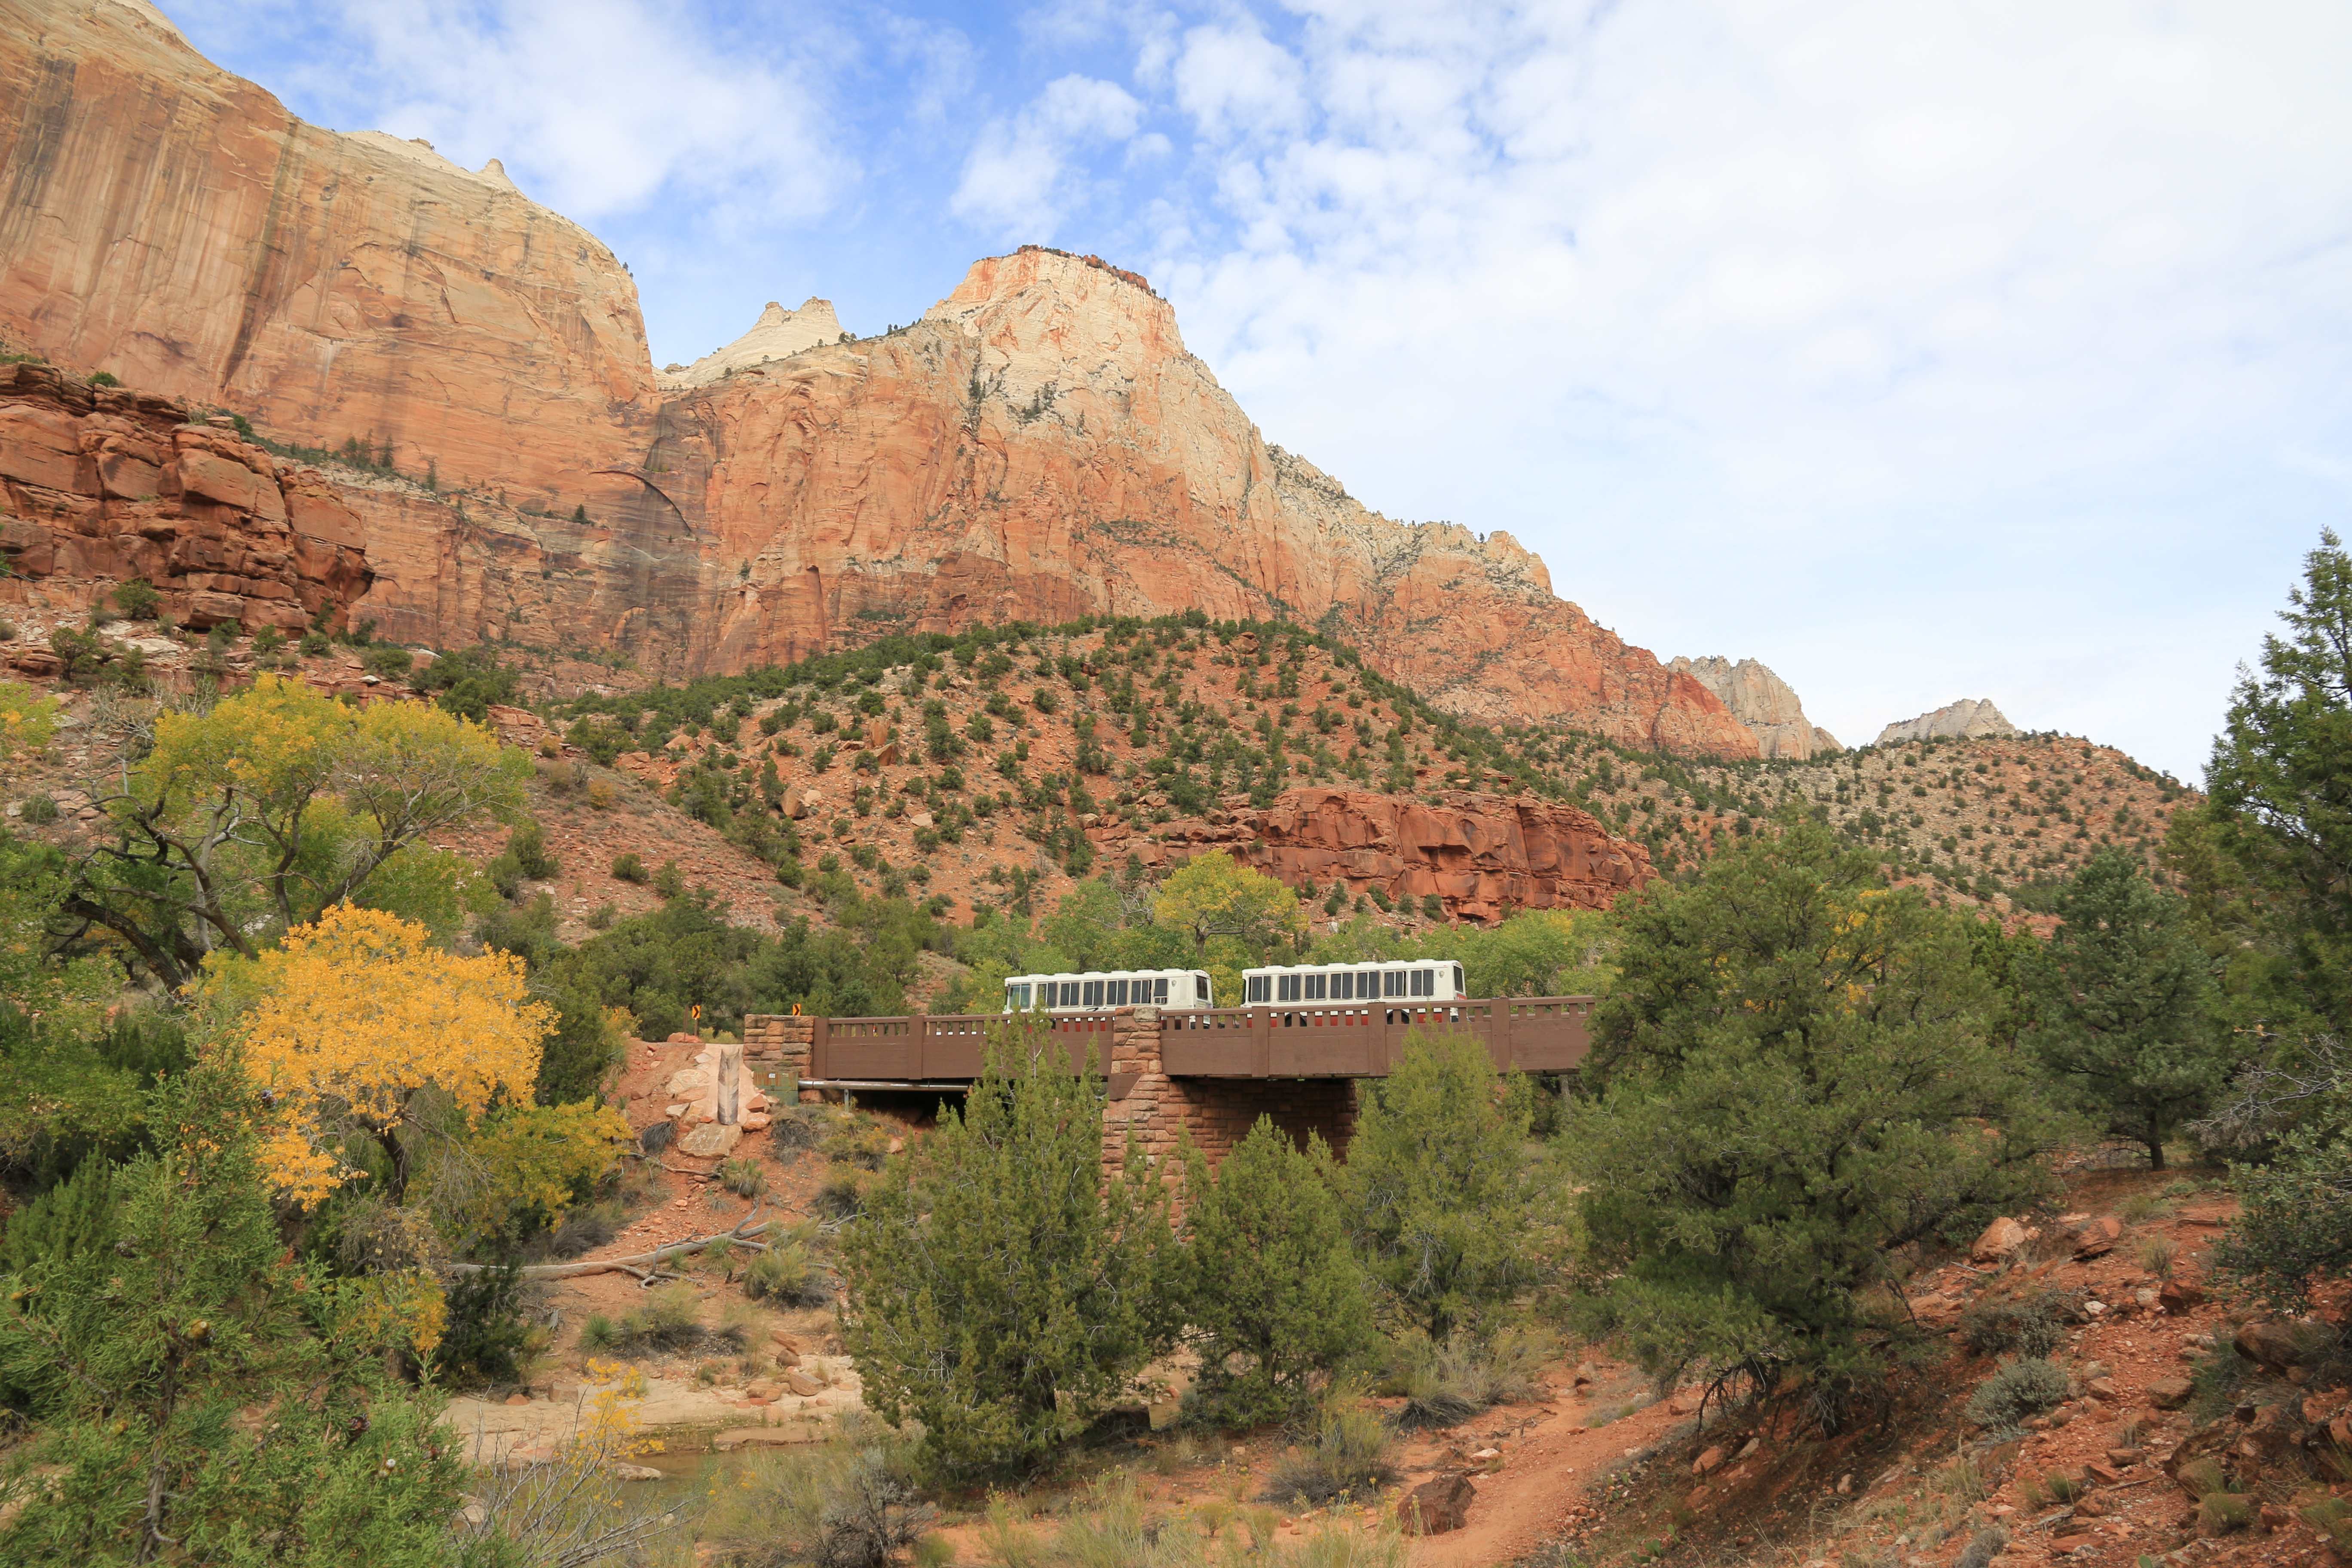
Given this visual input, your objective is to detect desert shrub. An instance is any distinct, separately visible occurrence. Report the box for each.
[767,1110,820,1150]
[703,1435,935,1568]
[1964,1357,2069,1432]
[814,1171,865,1221]
[745,1242,832,1308]
[581,1282,740,1356]
[821,1118,893,1170]
[2199,1492,2253,1533]
[611,851,649,883]
[362,644,414,679]
[1181,1117,1375,1427]
[437,1261,532,1387]
[299,629,330,656]
[720,1156,768,1198]
[506,818,559,880]
[1261,1388,1395,1507]
[653,858,686,899]
[1958,1290,2070,1359]
[21,793,59,824]
[250,624,284,657]
[536,1198,626,1260]
[1956,1527,2009,1568]
[111,577,159,619]
[1390,1326,1554,1431]
[2137,1234,2180,1277]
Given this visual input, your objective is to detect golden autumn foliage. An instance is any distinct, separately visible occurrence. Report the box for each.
[428,1100,633,1244]
[200,903,552,1205]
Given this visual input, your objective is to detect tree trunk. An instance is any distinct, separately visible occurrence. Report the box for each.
[377,1127,408,1203]
[2146,1136,2167,1171]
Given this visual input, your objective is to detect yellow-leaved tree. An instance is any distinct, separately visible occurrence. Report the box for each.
[1152,851,1308,1002]
[64,674,526,989]
[201,903,552,1207]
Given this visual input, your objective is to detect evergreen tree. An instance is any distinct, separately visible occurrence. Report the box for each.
[841,1020,1177,1479]
[2024,849,2230,1168]
[1180,1118,1374,1427]
[2197,528,2352,1028]
[1566,817,2060,1426]
[0,1064,462,1565]
[1338,1027,1543,1343]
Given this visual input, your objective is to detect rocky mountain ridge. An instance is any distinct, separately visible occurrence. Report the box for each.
[0,0,1755,757]
[1879,697,2019,745]
[1668,655,1841,759]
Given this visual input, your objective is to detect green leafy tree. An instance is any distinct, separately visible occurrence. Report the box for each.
[2024,849,2231,1168]
[1180,1118,1375,1427]
[841,1020,1176,1479]
[1338,1026,1544,1343]
[1565,817,2060,1426]
[59,674,526,989]
[0,1064,463,1564]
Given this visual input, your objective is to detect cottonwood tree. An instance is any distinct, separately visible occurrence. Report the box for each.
[199,904,551,1207]
[58,675,525,989]
[1567,817,2061,1427]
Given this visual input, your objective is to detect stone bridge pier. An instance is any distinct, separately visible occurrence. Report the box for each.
[741,1009,1358,1176]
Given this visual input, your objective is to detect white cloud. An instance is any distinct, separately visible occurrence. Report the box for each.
[1124,0,2352,775]
[317,0,850,222]
[951,74,1144,237]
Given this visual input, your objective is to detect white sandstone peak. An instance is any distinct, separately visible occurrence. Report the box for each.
[657,296,845,390]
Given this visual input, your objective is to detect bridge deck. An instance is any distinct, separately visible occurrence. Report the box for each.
[805,998,1592,1084]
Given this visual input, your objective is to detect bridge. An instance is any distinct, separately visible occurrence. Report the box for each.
[742,998,1595,1168]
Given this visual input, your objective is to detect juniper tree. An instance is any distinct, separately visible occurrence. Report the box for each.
[1565,816,2060,1427]
[1180,1118,1374,1427]
[1338,1027,1544,1344]
[2024,849,2230,1168]
[841,1020,1176,1479]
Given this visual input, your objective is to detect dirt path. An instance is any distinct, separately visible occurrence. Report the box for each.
[1405,1364,1688,1567]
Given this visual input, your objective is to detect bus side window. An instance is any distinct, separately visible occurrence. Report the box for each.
[1412,967,1433,997]
[1082,979,1105,1008]
[1114,979,1133,1006]
[1246,975,1270,1004]
[1191,973,1207,1005]
[1453,964,1466,996]
[1331,971,1353,1001]
[1158,977,1173,1005]
[1361,970,1381,1000]
[1278,974,1302,1002]
[1384,969,1405,998]
[1008,983,1030,1009]
[1304,973,1326,1000]
[1061,981,1081,1007]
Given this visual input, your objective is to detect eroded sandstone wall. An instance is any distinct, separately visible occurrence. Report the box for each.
[0,362,372,629]
[0,0,653,500]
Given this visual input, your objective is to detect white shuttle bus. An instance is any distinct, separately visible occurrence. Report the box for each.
[1004,969,1214,1013]
[1240,960,1467,1006]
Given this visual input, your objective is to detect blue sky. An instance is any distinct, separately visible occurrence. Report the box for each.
[162,0,2352,780]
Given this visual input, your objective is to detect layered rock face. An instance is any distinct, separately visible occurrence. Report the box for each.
[1877,698,2018,745]
[1669,655,1841,759]
[0,2,1756,757]
[1209,787,1652,922]
[0,0,652,500]
[0,363,373,629]
[612,248,1755,754]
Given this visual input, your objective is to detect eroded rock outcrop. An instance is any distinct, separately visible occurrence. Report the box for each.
[0,363,373,629]
[1669,655,1840,759]
[0,0,652,500]
[0,5,1757,756]
[656,298,845,390]
[1206,786,1652,922]
[1876,698,2018,745]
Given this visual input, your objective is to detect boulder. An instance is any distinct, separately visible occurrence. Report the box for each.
[2073,1216,2122,1259]
[1971,1217,2030,1264]
[2233,1320,2318,1369]
[2158,1279,2207,1314]
[676,1122,741,1158]
[2147,1377,2194,1410]
[1397,1473,1476,1536]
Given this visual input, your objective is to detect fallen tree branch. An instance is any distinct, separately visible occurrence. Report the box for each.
[446,1219,772,1280]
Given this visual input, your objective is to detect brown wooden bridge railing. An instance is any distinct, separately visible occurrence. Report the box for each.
[804,998,1592,1084]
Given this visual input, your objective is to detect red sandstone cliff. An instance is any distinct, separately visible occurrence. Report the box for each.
[0,362,373,630]
[0,2,1753,757]
[0,0,652,499]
